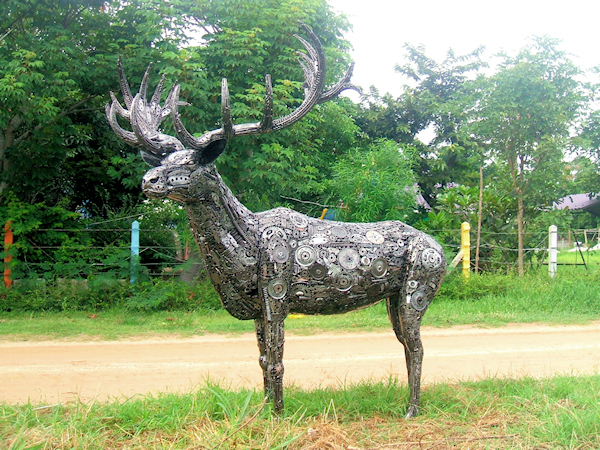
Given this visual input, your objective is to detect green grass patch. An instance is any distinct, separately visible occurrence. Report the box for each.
[557,248,600,269]
[2,374,599,449]
[1,267,599,340]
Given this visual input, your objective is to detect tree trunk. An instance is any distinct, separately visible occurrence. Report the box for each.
[475,166,483,273]
[516,194,525,277]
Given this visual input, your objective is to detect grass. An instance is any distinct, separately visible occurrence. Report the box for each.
[1,374,599,449]
[557,248,600,268]
[1,269,599,448]
[1,267,600,340]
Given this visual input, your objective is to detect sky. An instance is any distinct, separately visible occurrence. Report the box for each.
[326,0,600,98]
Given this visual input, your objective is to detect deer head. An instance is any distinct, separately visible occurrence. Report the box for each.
[106,23,359,202]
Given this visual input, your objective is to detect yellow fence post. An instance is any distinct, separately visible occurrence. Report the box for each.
[461,222,471,278]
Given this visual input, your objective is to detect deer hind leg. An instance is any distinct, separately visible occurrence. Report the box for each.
[387,292,424,419]
[388,236,446,418]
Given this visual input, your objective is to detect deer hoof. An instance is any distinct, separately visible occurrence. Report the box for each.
[405,405,420,419]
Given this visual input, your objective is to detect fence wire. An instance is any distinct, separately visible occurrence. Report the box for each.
[2,225,598,281]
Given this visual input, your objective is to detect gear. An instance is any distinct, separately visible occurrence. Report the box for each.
[370,258,388,278]
[309,263,327,280]
[267,278,288,299]
[338,248,360,270]
[411,291,428,311]
[295,245,317,266]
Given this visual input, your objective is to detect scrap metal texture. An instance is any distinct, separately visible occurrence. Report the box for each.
[106,23,446,418]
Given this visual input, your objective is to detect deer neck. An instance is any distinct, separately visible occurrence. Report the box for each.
[184,166,260,318]
[185,165,257,253]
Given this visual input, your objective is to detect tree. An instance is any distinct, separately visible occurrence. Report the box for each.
[0,0,200,210]
[177,0,359,211]
[355,45,488,208]
[324,139,419,223]
[464,37,585,275]
[1,0,358,217]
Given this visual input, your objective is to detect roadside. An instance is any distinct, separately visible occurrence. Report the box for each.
[2,322,600,404]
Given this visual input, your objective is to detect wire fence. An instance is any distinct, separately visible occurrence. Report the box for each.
[2,223,198,282]
[2,222,598,283]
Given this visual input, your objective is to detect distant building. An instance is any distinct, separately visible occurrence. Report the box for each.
[554,194,600,216]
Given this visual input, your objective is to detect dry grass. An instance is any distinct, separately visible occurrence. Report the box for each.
[2,374,599,449]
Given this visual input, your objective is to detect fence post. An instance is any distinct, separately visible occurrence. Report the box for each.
[131,220,140,284]
[461,222,470,278]
[3,221,13,288]
[548,225,558,278]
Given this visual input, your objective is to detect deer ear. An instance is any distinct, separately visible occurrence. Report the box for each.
[140,149,164,167]
[195,139,227,165]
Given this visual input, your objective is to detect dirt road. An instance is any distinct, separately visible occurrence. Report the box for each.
[2,322,600,404]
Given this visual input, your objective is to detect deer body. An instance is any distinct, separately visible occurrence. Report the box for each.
[107,24,446,418]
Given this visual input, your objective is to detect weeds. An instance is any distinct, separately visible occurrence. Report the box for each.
[1,375,599,449]
[1,266,599,340]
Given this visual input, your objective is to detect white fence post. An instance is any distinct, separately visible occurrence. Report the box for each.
[548,225,558,278]
[131,220,140,284]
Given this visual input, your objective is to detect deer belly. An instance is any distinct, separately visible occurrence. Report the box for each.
[287,283,386,315]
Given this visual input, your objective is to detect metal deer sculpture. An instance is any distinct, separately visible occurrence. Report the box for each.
[106,24,446,418]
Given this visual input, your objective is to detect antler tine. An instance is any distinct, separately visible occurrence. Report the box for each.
[318,62,362,103]
[106,101,138,147]
[130,92,185,157]
[293,33,319,63]
[271,22,326,130]
[139,63,152,101]
[161,84,188,120]
[221,78,234,139]
[297,56,315,96]
[117,57,133,109]
[170,84,225,150]
[150,74,166,110]
[165,22,353,151]
[108,60,187,166]
[109,91,130,119]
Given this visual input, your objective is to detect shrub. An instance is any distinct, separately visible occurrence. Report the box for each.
[437,269,515,301]
[0,275,220,313]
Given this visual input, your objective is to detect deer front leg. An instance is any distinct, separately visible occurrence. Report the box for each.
[254,319,270,398]
[264,316,285,414]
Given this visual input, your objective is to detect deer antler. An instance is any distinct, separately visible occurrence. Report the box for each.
[169,22,360,154]
[105,59,185,166]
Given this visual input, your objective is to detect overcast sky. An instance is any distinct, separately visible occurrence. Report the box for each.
[326,0,600,98]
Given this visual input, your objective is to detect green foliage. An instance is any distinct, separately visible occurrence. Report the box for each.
[356,45,488,208]
[2,375,599,448]
[0,275,221,313]
[0,194,85,278]
[324,139,419,223]
[126,278,221,312]
[185,0,358,210]
[436,270,515,301]
[0,0,200,210]
[461,38,585,274]
[0,275,130,312]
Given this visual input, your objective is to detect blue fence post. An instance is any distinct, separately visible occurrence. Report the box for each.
[131,220,140,284]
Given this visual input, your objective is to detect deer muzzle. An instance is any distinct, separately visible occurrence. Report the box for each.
[142,166,194,201]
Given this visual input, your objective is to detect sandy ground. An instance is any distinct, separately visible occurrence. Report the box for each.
[1,322,600,405]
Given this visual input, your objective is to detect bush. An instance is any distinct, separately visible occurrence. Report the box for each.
[126,278,221,312]
[0,275,130,312]
[436,269,515,301]
[0,275,221,313]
